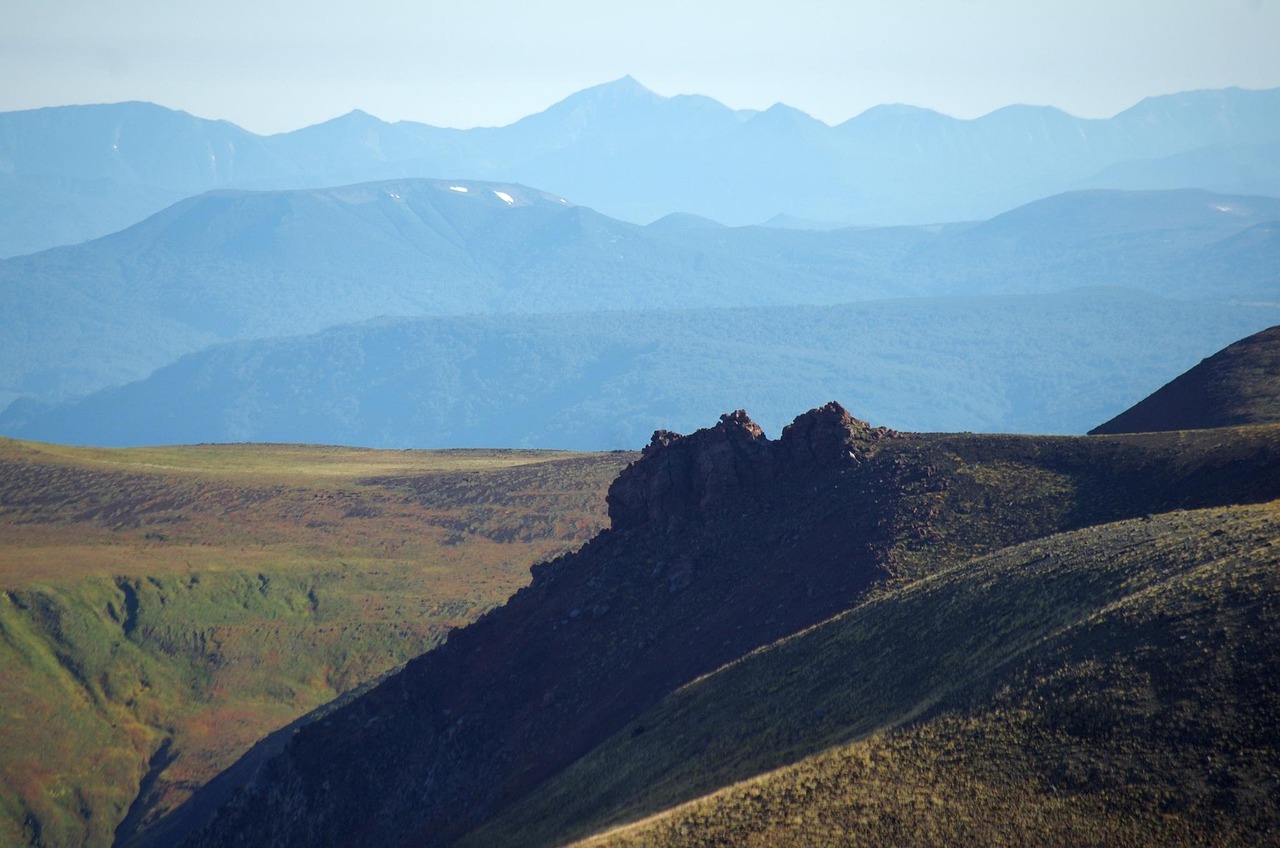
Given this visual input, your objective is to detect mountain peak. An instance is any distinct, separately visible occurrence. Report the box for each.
[753,101,826,126]
[562,75,662,106]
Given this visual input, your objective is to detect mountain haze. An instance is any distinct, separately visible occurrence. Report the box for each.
[2,183,1276,412]
[5,291,1277,449]
[3,80,1279,256]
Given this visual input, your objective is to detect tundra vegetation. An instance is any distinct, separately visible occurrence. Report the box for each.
[0,439,628,847]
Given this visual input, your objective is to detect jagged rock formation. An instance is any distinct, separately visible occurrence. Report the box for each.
[1091,325,1280,434]
[178,402,1280,848]
[607,404,894,532]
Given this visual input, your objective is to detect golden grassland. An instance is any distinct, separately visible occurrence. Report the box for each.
[463,500,1280,848]
[0,437,630,848]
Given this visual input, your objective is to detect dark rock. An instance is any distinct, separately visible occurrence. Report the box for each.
[607,402,894,533]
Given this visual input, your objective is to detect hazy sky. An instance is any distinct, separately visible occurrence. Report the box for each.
[4,0,1280,134]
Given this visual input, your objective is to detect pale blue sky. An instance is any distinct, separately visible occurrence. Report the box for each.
[4,0,1280,133]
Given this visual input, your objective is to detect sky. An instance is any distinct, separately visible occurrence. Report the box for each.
[4,0,1280,134]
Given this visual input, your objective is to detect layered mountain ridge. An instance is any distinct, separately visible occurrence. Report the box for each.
[172,327,1280,847]
[3,183,1277,443]
[4,79,1279,256]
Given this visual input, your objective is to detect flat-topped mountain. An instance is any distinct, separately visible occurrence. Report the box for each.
[1091,325,1280,434]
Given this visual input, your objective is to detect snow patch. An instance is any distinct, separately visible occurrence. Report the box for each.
[449,186,469,193]
[389,192,401,200]
[1213,204,1233,213]
[493,190,515,205]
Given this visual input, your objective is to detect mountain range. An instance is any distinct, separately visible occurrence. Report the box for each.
[3,78,1279,257]
[5,70,1280,848]
[2,180,1277,442]
[157,326,1280,848]
[4,289,1275,449]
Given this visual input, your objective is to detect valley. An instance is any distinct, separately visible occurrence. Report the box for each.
[0,440,628,847]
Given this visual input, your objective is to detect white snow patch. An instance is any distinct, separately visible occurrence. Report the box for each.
[1213,204,1233,212]
[493,190,515,205]
[559,198,568,204]
[389,192,401,200]
[449,186,469,193]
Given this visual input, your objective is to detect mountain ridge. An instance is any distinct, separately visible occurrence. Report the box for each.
[176,401,1280,847]
[6,289,1277,449]
[3,182,1277,413]
[1090,325,1280,434]
[168,329,1280,847]
[3,81,1279,256]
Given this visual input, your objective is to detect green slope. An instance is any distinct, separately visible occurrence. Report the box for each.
[469,497,1280,847]
[0,439,628,848]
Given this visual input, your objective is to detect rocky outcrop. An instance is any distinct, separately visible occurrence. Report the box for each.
[607,402,895,532]
[177,398,1280,848]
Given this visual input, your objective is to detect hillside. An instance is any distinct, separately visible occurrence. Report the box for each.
[177,401,1280,848]
[3,81,1279,256]
[1091,325,1280,434]
[5,289,1277,449]
[539,500,1280,847]
[3,184,1277,412]
[0,439,629,848]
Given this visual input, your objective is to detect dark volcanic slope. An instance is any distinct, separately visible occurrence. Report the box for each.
[179,404,1280,848]
[515,500,1280,848]
[1091,325,1280,434]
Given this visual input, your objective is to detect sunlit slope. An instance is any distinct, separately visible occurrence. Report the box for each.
[475,499,1280,847]
[0,438,628,848]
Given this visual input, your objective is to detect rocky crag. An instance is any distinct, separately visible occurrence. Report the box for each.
[178,399,1280,848]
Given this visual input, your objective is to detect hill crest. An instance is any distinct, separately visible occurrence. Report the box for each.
[1091,324,1280,434]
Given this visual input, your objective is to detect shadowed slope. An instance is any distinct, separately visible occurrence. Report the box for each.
[1091,325,1280,434]
[537,500,1280,847]
[181,405,1280,848]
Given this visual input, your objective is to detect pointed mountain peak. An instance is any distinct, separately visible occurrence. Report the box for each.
[571,75,662,103]
[537,76,665,114]
[603,74,653,93]
[293,108,388,134]
[745,102,830,131]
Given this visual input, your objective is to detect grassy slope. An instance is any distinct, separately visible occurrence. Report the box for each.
[168,419,1280,848]
[468,499,1280,848]
[0,438,629,848]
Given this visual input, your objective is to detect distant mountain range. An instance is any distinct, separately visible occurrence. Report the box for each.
[2,182,1277,443]
[3,78,1279,256]
[4,289,1277,449]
